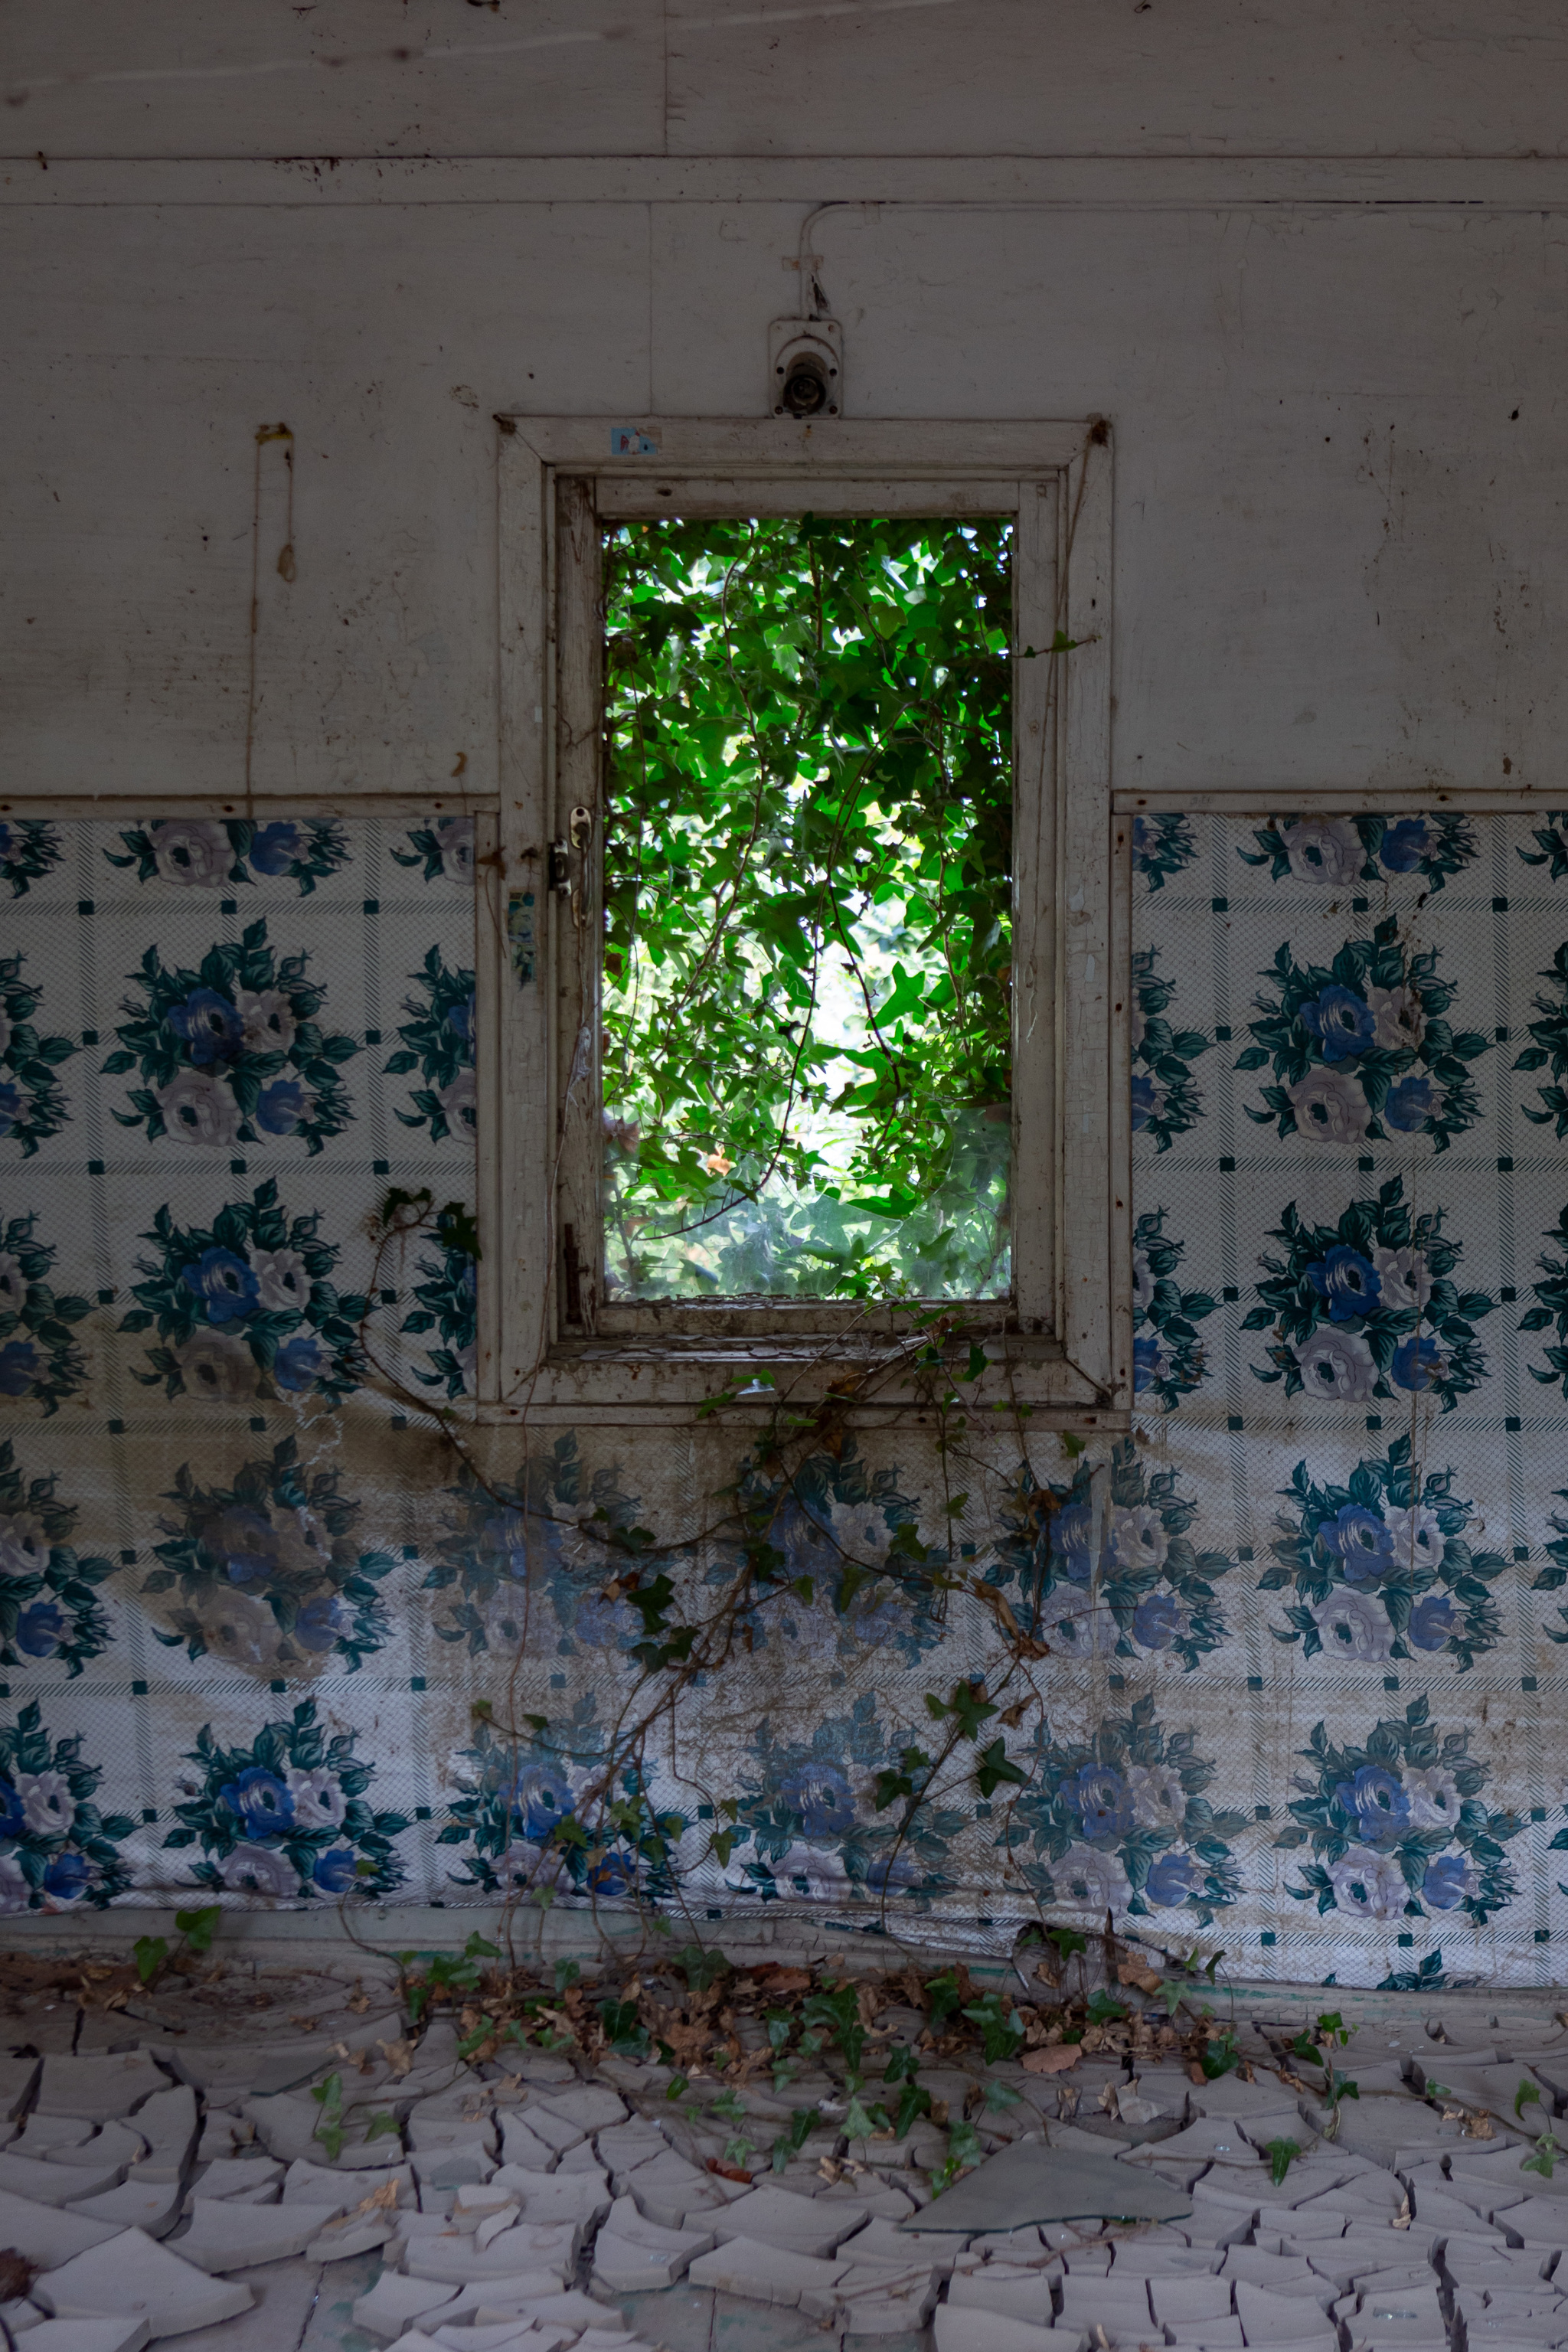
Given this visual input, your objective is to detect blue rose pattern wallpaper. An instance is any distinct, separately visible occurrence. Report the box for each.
[0,807,1565,1990]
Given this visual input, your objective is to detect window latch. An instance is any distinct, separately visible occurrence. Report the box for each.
[549,838,571,895]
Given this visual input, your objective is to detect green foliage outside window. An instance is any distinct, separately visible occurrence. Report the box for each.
[600,513,1014,1302]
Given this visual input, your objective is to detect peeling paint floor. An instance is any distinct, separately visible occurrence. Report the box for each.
[2,1943,1568,2350]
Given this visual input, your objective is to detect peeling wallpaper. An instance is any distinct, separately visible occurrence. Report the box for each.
[2,804,1567,1990]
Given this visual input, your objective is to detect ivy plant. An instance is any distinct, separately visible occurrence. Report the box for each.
[600,514,1013,1301]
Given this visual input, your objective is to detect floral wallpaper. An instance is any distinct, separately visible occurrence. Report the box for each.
[0,806,1565,1992]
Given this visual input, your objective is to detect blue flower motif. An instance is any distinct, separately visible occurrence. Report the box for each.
[1060,1762,1132,1844]
[505,1762,574,1844]
[181,1247,259,1325]
[1422,1853,1477,1910]
[255,1076,316,1136]
[0,1341,41,1397]
[1392,1334,1443,1393]
[780,1762,856,1840]
[1333,1762,1412,1847]
[1132,1592,1185,1650]
[1306,1244,1381,1323]
[311,1845,359,1893]
[1380,818,1430,874]
[1146,1851,1204,1907]
[295,1594,352,1652]
[1409,1593,1460,1652]
[1132,1334,1162,1393]
[0,1082,22,1138]
[168,987,243,1067]
[448,991,476,1050]
[215,1507,277,1585]
[1129,1073,1158,1132]
[586,1851,637,1897]
[1384,1074,1436,1132]
[41,1852,91,1901]
[1051,1501,1096,1586]
[15,1600,64,1658]
[865,1851,921,1895]
[1321,1504,1395,1585]
[480,1508,532,1580]
[0,1779,25,1838]
[248,822,305,876]
[1302,985,1376,1063]
[273,1333,329,1393]
[220,1766,296,1841]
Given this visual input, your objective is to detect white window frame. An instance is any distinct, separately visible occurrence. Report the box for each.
[484,417,1127,1424]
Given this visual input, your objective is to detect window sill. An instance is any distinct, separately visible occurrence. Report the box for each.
[474,1333,1127,1423]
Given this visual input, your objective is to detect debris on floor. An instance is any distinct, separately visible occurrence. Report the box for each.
[0,1937,1565,2347]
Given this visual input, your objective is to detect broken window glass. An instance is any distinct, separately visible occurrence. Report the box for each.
[600,513,1013,1302]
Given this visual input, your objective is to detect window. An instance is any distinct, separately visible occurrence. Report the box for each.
[488,420,1125,1419]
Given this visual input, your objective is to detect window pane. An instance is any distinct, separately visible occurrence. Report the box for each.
[601,514,1013,1302]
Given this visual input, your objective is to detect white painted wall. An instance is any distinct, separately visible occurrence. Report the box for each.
[2,2,1566,799]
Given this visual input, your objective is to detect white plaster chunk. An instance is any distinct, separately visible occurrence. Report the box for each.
[710,2183,866,2259]
[405,2230,579,2283]
[591,2227,695,2291]
[621,2148,737,2230]
[0,2058,41,2119]
[185,2158,283,2204]
[492,2164,609,2229]
[19,2321,152,2352]
[496,2118,557,2172]
[1233,2282,1341,2342]
[848,2214,960,2272]
[531,2089,626,2134]
[33,2227,255,2335]
[948,2267,1057,2324]
[305,2212,398,2260]
[62,2180,183,2239]
[1150,2277,1236,2324]
[13,2121,95,2158]
[0,2156,126,2209]
[815,2266,942,2334]
[408,2112,498,2155]
[1131,2118,1264,2167]
[35,2059,168,2125]
[600,2194,714,2259]
[593,2122,665,2172]
[687,2235,850,2306]
[441,2281,576,2325]
[123,2087,198,2183]
[237,2096,323,2165]
[0,2190,122,2267]
[475,2205,521,2249]
[432,2328,540,2352]
[175,2194,342,2271]
[505,2289,626,2331]
[46,2125,148,2174]
[351,2272,461,2341]
[412,2145,497,2190]
[282,2154,412,2207]
[933,2308,1058,2352]
[509,2109,584,2158]
[1057,2278,1155,2325]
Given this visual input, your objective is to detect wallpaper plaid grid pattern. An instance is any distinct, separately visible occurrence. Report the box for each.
[2,804,1566,1990]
